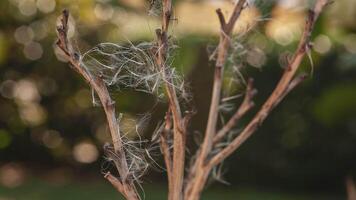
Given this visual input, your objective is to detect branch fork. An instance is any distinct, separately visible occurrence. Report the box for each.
[184,1,328,200]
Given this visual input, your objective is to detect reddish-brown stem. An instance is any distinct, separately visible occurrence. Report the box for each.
[105,172,139,200]
[184,1,247,200]
[213,78,256,145]
[104,172,125,195]
[160,110,173,195]
[56,10,138,200]
[197,0,247,171]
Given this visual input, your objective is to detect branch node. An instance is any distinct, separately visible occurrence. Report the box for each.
[73,52,80,61]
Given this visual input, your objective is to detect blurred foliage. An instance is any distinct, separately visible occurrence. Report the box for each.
[0,178,343,200]
[0,0,356,199]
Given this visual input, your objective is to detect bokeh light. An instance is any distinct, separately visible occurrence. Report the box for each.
[73,141,99,164]
[30,20,49,41]
[0,80,16,99]
[94,3,114,21]
[343,34,356,54]
[36,0,56,13]
[19,103,47,126]
[313,34,332,54]
[0,163,26,188]
[18,0,37,16]
[23,42,43,60]
[246,47,266,68]
[266,6,304,46]
[42,130,63,149]
[14,26,34,45]
[14,79,40,104]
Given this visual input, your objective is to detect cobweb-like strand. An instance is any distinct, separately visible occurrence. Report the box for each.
[81,42,159,92]
[80,42,189,103]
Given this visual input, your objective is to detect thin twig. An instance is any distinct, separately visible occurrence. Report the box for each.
[216,8,226,30]
[213,78,256,145]
[274,73,308,107]
[104,172,125,196]
[213,73,305,147]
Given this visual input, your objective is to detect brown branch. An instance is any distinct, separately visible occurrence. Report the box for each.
[104,172,139,200]
[213,78,256,145]
[197,0,247,170]
[104,172,125,195]
[159,110,173,192]
[207,0,329,169]
[162,0,172,32]
[56,9,138,200]
[225,0,247,34]
[155,1,186,200]
[216,8,226,30]
[274,73,308,107]
[184,1,247,200]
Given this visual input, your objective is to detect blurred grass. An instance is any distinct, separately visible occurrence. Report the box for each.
[0,178,342,200]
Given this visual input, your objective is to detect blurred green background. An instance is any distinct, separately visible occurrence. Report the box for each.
[0,0,356,199]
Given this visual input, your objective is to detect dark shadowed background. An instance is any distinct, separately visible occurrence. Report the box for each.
[0,0,356,199]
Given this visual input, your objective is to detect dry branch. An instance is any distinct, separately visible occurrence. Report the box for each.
[56,9,139,200]
[184,1,328,200]
[155,1,186,200]
[213,78,256,145]
[104,172,125,195]
[160,110,173,195]
[198,0,247,169]
[184,1,247,200]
